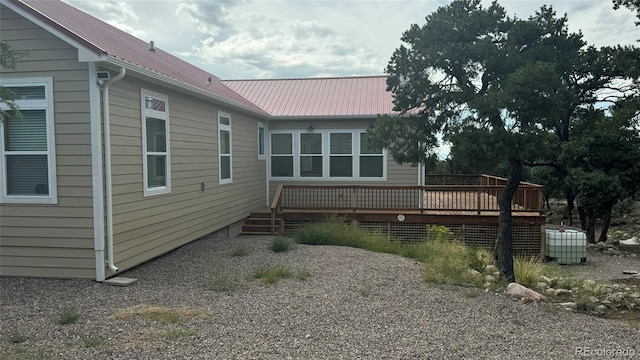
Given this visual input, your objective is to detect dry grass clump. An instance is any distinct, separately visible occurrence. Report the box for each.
[110,305,209,324]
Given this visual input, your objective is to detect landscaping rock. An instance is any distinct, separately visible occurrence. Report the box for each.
[620,236,640,245]
[539,275,553,284]
[545,288,556,296]
[506,283,545,302]
[484,264,498,274]
[554,288,573,297]
[622,270,638,275]
[560,302,577,311]
[484,275,496,283]
[536,282,548,291]
[595,304,608,313]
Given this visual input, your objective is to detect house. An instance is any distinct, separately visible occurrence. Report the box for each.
[0,0,420,280]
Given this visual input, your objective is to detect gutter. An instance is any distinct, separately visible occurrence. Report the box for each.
[98,67,126,274]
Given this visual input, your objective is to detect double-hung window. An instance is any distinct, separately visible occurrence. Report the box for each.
[141,89,170,196]
[270,133,293,177]
[359,132,384,178]
[0,77,57,204]
[299,133,322,177]
[330,133,353,177]
[218,112,232,184]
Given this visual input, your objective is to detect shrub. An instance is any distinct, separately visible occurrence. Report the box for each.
[270,236,293,253]
[254,264,294,284]
[231,246,248,257]
[208,255,243,292]
[58,308,79,325]
[421,237,483,286]
[8,332,26,344]
[514,256,545,289]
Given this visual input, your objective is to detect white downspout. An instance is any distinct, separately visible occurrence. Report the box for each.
[98,67,126,273]
[89,63,106,282]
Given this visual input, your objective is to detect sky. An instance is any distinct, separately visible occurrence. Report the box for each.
[64,0,639,80]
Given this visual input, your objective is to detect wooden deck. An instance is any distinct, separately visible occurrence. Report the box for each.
[242,175,545,256]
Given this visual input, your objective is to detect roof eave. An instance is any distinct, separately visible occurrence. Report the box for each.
[270,114,398,121]
[104,57,271,119]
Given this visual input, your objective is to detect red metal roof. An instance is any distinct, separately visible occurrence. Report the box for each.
[222,76,396,118]
[9,0,266,114]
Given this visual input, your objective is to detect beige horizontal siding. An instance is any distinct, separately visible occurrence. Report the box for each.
[106,76,266,275]
[0,5,94,279]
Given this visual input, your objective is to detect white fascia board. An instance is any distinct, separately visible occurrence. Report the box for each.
[1,0,104,62]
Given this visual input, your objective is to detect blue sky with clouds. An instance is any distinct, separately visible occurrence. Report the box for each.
[65,0,638,80]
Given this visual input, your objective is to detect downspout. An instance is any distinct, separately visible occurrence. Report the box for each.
[98,67,126,273]
[89,63,106,282]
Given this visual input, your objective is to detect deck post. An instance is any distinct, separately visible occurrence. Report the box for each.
[476,188,481,215]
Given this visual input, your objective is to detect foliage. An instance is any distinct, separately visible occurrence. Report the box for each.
[207,255,244,292]
[421,237,486,286]
[513,256,545,289]
[294,216,403,255]
[253,264,295,284]
[110,305,208,324]
[613,0,640,25]
[8,332,26,344]
[367,0,639,280]
[231,246,248,257]
[0,40,27,125]
[270,236,294,253]
[57,308,79,325]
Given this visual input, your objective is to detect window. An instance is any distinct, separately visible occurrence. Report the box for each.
[0,77,57,204]
[359,132,384,178]
[218,112,232,184]
[271,133,293,177]
[141,89,170,196]
[267,130,386,180]
[299,133,322,177]
[257,123,266,160]
[330,133,353,177]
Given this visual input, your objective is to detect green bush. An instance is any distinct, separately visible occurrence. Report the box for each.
[270,236,294,253]
[58,308,79,325]
[231,246,248,257]
[254,264,294,284]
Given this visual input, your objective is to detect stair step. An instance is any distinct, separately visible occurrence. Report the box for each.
[240,231,275,236]
[245,217,276,226]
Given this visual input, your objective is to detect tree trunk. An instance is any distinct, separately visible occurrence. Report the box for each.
[566,191,576,227]
[578,206,587,231]
[494,157,522,283]
[584,208,596,243]
[598,207,612,243]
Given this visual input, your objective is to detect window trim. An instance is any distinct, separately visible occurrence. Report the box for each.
[141,89,171,197]
[0,76,57,204]
[218,111,232,184]
[268,129,386,181]
[257,122,266,160]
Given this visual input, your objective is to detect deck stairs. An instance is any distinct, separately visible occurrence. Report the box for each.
[240,209,281,235]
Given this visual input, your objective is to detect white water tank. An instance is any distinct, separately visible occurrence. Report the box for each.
[545,229,587,264]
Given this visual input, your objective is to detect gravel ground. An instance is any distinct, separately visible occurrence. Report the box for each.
[1,235,639,360]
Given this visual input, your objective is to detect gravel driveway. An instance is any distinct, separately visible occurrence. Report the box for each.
[1,235,639,359]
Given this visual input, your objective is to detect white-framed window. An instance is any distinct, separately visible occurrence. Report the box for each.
[359,132,384,178]
[218,111,232,184]
[257,122,266,160]
[270,133,293,177]
[330,132,353,177]
[299,133,322,177]
[268,130,386,180]
[141,89,170,196]
[0,77,57,204]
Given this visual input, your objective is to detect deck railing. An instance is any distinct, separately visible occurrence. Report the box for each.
[270,174,544,233]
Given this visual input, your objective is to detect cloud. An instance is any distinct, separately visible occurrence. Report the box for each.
[65,0,147,39]
[177,11,384,78]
